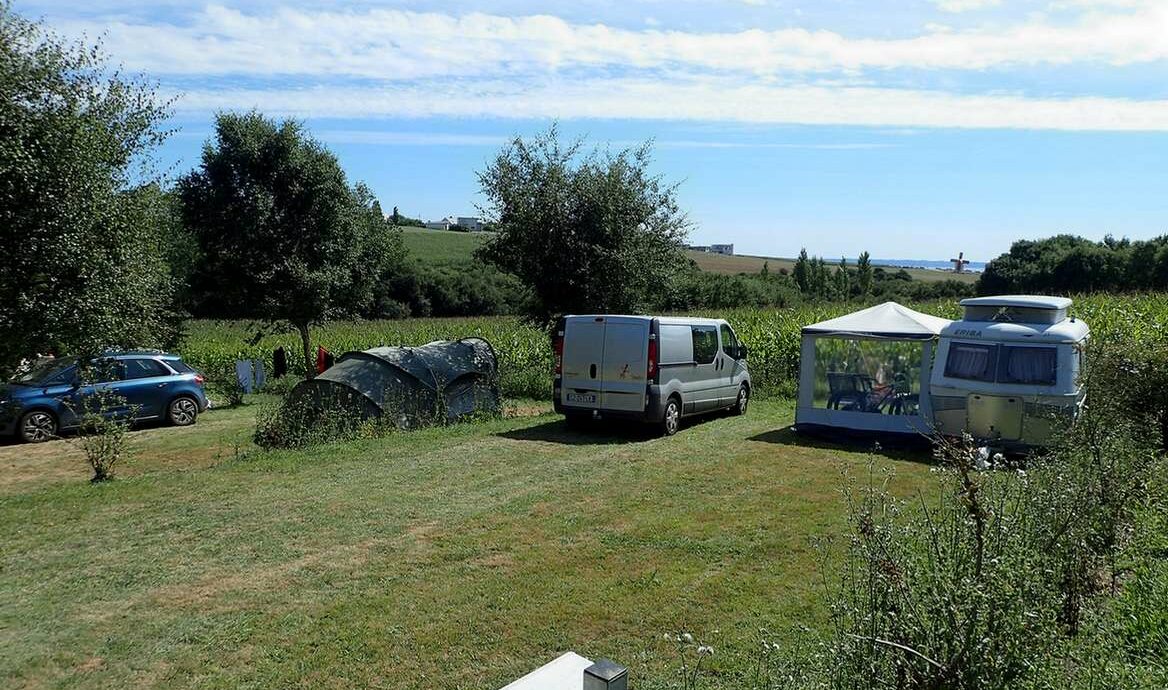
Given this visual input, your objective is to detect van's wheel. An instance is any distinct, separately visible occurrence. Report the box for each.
[168,396,199,426]
[732,385,749,416]
[18,410,58,443]
[660,397,681,437]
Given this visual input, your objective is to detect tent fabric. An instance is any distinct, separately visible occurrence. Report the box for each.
[289,337,501,427]
[801,302,951,340]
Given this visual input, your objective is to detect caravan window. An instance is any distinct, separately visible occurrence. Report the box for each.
[998,346,1057,385]
[944,342,996,382]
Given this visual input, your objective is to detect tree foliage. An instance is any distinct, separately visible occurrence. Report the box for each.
[179,111,406,376]
[979,234,1168,295]
[476,126,689,326]
[0,2,177,373]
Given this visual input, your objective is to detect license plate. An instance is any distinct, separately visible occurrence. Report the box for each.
[567,393,596,404]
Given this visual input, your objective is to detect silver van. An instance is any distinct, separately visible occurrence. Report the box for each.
[552,315,751,436]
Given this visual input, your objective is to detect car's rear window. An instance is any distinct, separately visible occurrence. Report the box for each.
[166,360,196,374]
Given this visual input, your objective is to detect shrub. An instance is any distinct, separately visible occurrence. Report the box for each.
[69,391,135,482]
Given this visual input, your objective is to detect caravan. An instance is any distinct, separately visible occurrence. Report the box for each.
[930,295,1088,447]
[794,295,1088,448]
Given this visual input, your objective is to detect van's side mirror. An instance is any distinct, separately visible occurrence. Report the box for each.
[738,345,748,360]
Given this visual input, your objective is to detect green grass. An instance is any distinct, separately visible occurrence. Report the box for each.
[401,227,490,264]
[0,399,935,689]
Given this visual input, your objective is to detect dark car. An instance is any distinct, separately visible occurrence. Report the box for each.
[0,351,210,443]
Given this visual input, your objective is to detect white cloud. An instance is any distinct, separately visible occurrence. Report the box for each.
[60,3,1168,79]
[167,79,1168,131]
[931,0,1001,13]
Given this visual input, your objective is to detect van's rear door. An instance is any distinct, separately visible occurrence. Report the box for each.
[561,316,605,409]
[599,317,650,412]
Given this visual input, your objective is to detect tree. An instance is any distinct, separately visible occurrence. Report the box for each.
[0,3,177,374]
[835,256,850,300]
[391,205,400,225]
[180,112,405,377]
[793,248,810,293]
[856,251,873,297]
[476,126,689,325]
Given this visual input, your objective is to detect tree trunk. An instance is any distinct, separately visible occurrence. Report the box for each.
[296,322,314,379]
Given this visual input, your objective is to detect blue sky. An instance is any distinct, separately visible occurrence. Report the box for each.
[23,0,1168,261]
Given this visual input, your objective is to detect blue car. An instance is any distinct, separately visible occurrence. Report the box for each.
[0,350,210,443]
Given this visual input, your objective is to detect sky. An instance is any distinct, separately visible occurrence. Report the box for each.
[20,0,1168,261]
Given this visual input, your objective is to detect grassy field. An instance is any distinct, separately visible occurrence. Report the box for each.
[399,226,977,283]
[685,251,979,284]
[401,227,490,264]
[0,398,935,689]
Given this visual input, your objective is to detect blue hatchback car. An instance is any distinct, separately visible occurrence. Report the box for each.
[0,350,210,443]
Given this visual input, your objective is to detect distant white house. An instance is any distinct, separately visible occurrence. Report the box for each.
[688,243,735,256]
[456,216,487,232]
[424,215,489,231]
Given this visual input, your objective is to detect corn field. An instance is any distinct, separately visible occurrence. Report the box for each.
[180,293,1168,400]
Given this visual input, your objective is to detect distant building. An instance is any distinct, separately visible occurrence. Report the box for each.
[456,216,487,232]
[424,220,451,230]
[688,244,734,255]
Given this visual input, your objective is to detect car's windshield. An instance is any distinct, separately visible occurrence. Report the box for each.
[10,357,78,385]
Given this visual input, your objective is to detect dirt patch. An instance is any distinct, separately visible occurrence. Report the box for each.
[502,401,552,418]
[76,656,105,673]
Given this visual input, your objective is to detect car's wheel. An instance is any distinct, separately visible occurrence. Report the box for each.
[731,385,750,416]
[19,410,58,443]
[660,397,682,437]
[168,396,199,426]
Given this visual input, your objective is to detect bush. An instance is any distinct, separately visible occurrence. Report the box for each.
[69,391,135,482]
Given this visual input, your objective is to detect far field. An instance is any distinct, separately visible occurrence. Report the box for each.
[0,398,934,689]
[400,227,979,283]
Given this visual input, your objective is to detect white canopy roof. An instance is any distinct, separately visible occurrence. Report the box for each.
[801,302,952,340]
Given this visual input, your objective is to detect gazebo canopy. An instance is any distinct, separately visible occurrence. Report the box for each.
[801,302,951,340]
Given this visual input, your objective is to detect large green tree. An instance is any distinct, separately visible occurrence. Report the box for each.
[476,127,689,325]
[0,2,177,374]
[180,112,405,377]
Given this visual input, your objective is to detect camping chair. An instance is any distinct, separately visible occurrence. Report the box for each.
[827,372,873,411]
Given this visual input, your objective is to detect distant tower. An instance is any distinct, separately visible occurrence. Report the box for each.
[950,251,969,274]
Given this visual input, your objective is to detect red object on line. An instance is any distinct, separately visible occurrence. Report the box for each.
[647,338,658,381]
[316,346,328,374]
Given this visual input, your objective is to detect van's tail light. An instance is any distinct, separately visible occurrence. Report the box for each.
[647,337,658,381]
[553,333,564,375]
[194,374,206,386]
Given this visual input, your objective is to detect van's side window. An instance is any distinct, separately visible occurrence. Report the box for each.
[720,324,739,357]
[692,327,718,365]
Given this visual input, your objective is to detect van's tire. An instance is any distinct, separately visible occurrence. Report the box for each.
[167,396,199,427]
[731,385,750,416]
[660,397,682,437]
[18,409,58,443]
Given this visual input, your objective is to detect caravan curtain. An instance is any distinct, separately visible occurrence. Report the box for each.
[944,343,995,381]
[1000,346,1057,385]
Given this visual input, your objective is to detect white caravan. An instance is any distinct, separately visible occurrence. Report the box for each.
[553,315,752,436]
[930,295,1089,447]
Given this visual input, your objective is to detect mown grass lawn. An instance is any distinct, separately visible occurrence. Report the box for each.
[0,399,936,689]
